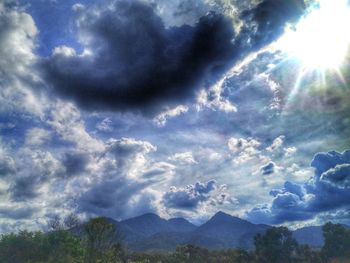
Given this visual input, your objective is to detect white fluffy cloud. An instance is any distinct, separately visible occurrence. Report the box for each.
[25,128,51,146]
[228,137,263,164]
[153,105,189,127]
[169,151,197,164]
[266,135,285,152]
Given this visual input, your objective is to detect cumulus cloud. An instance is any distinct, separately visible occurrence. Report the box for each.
[25,128,51,146]
[247,149,350,224]
[0,153,16,177]
[104,137,156,177]
[168,151,197,164]
[40,1,236,114]
[153,105,188,127]
[0,2,48,117]
[9,150,65,201]
[39,0,304,115]
[266,135,284,152]
[10,175,39,202]
[0,0,309,231]
[196,81,237,113]
[61,151,90,177]
[75,137,171,219]
[228,137,263,164]
[48,102,104,153]
[284,147,297,157]
[78,177,157,219]
[163,180,233,210]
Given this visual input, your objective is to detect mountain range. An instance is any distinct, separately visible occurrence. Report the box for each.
[76,211,330,252]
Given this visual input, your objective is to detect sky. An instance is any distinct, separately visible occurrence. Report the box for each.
[0,0,350,232]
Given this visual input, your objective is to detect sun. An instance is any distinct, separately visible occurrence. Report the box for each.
[278,0,350,70]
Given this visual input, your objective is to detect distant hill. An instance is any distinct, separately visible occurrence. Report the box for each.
[292,224,350,248]
[192,211,270,250]
[73,211,344,252]
[97,211,271,251]
[293,226,324,248]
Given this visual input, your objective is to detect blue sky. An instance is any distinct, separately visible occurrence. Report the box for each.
[0,0,349,232]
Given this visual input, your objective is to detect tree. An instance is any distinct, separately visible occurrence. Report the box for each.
[64,213,81,229]
[84,217,121,263]
[0,231,46,263]
[48,214,63,231]
[321,222,350,261]
[0,230,84,263]
[172,245,210,263]
[254,227,298,263]
[297,244,322,263]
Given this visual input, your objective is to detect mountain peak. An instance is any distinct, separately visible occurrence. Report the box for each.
[213,211,231,218]
[211,211,234,221]
[138,213,161,219]
[207,211,249,225]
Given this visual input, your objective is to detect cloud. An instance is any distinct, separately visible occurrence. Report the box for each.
[61,151,90,177]
[320,164,350,189]
[266,135,284,152]
[0,154,16,177]
[0,206,35,220]
[261,161,275,175]
[228,137,262,164]
[75,137,168,219]
[48,102,104,153]
[39,0,305,115]
[284,147,297,157]
[104,137,156,176]
[196,81,237,113]
[168,151,197,164]
[247,149,350,224]
[238,0,305,51]
[78,177,156,219]
[40,1,236,115]
[8,150,65,201]
[96,117,113,131]
[0,2,49,117]
[9,175,39,202]
[25,128,51,146]
[153,105,188,127]
[162,180,232,210]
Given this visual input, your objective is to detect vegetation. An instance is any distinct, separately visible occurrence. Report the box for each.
[0,218,349,263]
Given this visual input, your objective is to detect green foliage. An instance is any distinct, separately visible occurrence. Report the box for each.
[0,230,84,263]
[1,220,350,263]
[254,226,298,263]
[321,222,350,261]
[0,231,46,263]
[84,217,120,263]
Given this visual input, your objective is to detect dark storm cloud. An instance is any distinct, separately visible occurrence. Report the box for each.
[261,161,275,175]
[247,150,350,224]
[0,206,35,220]
[62,152,89,177]
[41,1,235,114]
[237,0,305,51]
[78,178,155,219]
[163,180,217,209]
[9,176,39,202]
[0,155,16,177]
[40,0,305,114]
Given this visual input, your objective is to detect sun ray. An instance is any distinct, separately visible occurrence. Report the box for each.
[275,0,350,111]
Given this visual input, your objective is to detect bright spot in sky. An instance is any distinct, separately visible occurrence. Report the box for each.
[279,0,350,70]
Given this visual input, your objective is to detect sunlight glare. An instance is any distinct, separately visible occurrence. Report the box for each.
[279,0,350,70]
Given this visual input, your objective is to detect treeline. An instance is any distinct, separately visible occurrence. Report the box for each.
[0,216,349,263]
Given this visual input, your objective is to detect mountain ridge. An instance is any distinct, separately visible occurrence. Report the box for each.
[75,211,342,252]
